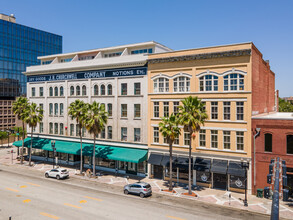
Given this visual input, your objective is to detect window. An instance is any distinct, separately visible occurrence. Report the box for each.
[287,135,293,154]
[223,131,231,149]
[39,87,43,97]
[54,103,58,116]
[70,86,74,96]
[54,123,58,134]
[82,127,86,137]
[154,102,159,118]
[76,86,81,96]
[39,122,43,133]
[104,52,122,58]
[153,127,159,143]
[224,74,244,91]
[134,104,141,118]
[60,103,64,116]
[94,85,99,95]
[163,102,169,117]
[107,84,112,95]
[49,87,53,96]
[39,103,43,110]
[100,85,105,95]
[76,124,80,136]
[236,131,244,151]
[211,102,218,119]
[131,48,153,54]
[211,130,218,148]
[134,128,141,142]
[121,104,127,117]
[60,86,64,96]
[184,127,190,146]
[199,75,218,91]
[173,76,190,92]
[121,127,127,141]
[70,124,74,136]
[173,101,179,115]
[31,87,35,97]
[199,130,206,147]
[60,123,64,135]
[82,85,86,96]
[236,102,244,120]
[154,78,169,93]
[223,102,231,120]
[164,136,168,144]
[107,104,112,117]
[101,128,105,139]
[60,58,73,63]
[265,133,272,152]
[134,83,141,95]
[107,126,112,139]
[49,123,53,134]
[54,87,58,96]
[49,103,53,115]
[174,136,179,145]
[121,83,127,95]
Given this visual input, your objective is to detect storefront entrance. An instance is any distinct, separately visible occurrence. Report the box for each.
[126,162,137,175]
[153,165,163,179]
[213,173,227,190]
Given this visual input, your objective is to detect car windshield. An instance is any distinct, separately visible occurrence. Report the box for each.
[143,184,151,188]
[61,169,67,172]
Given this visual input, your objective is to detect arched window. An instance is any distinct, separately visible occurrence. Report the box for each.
[94,85,99,95]
[154,78,169,93]
[82,85,87,96]
[54,123,58,134]
[49,87,53,96]
[173,76,190,92]
[60,123,64,135]
[54,87,58,96]
[287,135,293,154]
[76,86,81,96]
[60,86,64,96]
[49,123,53,134]
[199,75,218,91]
[49,103,53,115]
[54,103,58,116]
[70,86,74,96]
[264,133,272,152]
[224,74,244,91]
[60,103,64,116]
[108,84,112,95]
[100,85,105,95]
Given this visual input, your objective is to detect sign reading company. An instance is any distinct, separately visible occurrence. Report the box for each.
[27,67,147,82]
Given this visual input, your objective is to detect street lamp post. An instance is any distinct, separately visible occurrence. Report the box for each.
[241,158,249,207]
[51,140,56,169]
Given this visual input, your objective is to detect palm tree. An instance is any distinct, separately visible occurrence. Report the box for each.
[23,102,43,166]
[85,101,108,176]
[178,96,208,195]
[68,100,88,174]
[12,97,29,164]
[159,114,181,191]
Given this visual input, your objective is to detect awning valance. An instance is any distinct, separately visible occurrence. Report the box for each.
[227,162,245,177]
[174,157,191,169]
[160,155,176,166]
[194,157,211,172]
[211,159,228,174]
[148,153,163,166]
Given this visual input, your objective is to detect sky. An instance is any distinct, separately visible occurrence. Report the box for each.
[1,0,293,97]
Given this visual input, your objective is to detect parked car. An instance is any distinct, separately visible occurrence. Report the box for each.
[45,168,69,180]
[124,182,152,198]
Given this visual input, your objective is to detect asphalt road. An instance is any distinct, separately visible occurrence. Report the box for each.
[0,164,269,220]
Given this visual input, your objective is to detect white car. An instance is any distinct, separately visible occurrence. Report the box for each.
[45,168,69,180]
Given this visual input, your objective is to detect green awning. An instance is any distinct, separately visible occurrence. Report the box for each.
[13,138,147,163]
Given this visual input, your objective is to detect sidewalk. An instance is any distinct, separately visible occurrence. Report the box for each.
[1,146,292,219]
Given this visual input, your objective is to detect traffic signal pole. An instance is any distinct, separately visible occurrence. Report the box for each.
[270,157,280,220]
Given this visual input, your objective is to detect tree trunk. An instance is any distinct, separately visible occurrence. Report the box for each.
[79,123,83,174]
[21,122,25,164]
[29,127,33,166]
[92,135,96,176]
[188,127,192,195]
[169,139,173,191]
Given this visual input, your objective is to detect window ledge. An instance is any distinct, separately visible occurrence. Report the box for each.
[92,95,114,98]
[207,120,247,124]
[196,147,247,154]
[134,117,141,120]
[151,117,161,120]
[48,96,65,98]
[69,96,89,98]
[120,117,128,120]
[152,143,189,148]
[118,95,144,98]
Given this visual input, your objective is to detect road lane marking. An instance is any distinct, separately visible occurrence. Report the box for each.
[64,203,82,209]
[166,216,186,220]
[5,187,19,192]
[40,212,60,219]
[27,182,40,187]
[20,185,27,188]
[23,199,31,203]
[16,195,21,197]
[79,200,87,204]
[84,196,103,202]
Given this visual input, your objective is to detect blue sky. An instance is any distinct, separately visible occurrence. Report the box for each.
[2,0,293,97]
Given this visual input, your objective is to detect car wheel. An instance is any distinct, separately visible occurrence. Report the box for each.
[139,192,145,198]
[124,190,129,195]
[45,173,49,178]
[56,175,60,180]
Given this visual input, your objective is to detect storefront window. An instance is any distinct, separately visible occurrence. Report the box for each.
[32,149,46,157]
[69,154,74,162]
[48,151,54,158]
[118,161,126,170]
[196,171,211,184]
[137,161,146,174]
[96,158,115,169]
[84,156,91,165]
[165,167,177,178]
[178,167,190,181]
[230,175,245,189]
[59,153,67,161]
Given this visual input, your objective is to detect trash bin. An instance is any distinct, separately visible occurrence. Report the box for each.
[283,189,289,202]
[264,187,270,199]
[257,188,263,198]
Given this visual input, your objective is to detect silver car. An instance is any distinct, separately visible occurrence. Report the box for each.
[124,182,152,198]
[45,168,69,180]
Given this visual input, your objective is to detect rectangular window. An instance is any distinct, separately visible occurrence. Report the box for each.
[173,101,179,115]
[154,102,159,118]
[163,102,169,117]
[134,83,141,95]
[287,135,293,154]
[121,104,127,117]
[39,87,43,97]
[184,128,190,146]
[101,127,105,139]
[31,87,35,97]
[107,104,112,117]
[199,130,206,147]
[153,127,159,143]
[121,83,127,95]
[174,136,179,145]
[70,124,74,136]
[107,126,112,139]
[134,104,141,118]
[39,103,44,111]
[211,130,218,148]
[223,131,231,149]
[134,128,141,142]
[236,131,244,151]
[39,122,43,133]
[76,124,80,136]
[121,127,127,141]
[211,102,218,119]
[236,102,244,120]
[223,102,231,120]
[82,127,86,137]
[265,133,272,152]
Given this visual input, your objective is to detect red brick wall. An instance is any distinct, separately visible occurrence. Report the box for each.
[251,119,293,194]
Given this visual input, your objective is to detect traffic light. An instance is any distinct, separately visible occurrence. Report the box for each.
[269,163,274,174]
[282,164,287,174]
[283,175,287,187]
[267,174,272,184]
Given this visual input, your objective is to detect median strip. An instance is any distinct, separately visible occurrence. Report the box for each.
[64,203,82,209]
[40,212,60,219]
